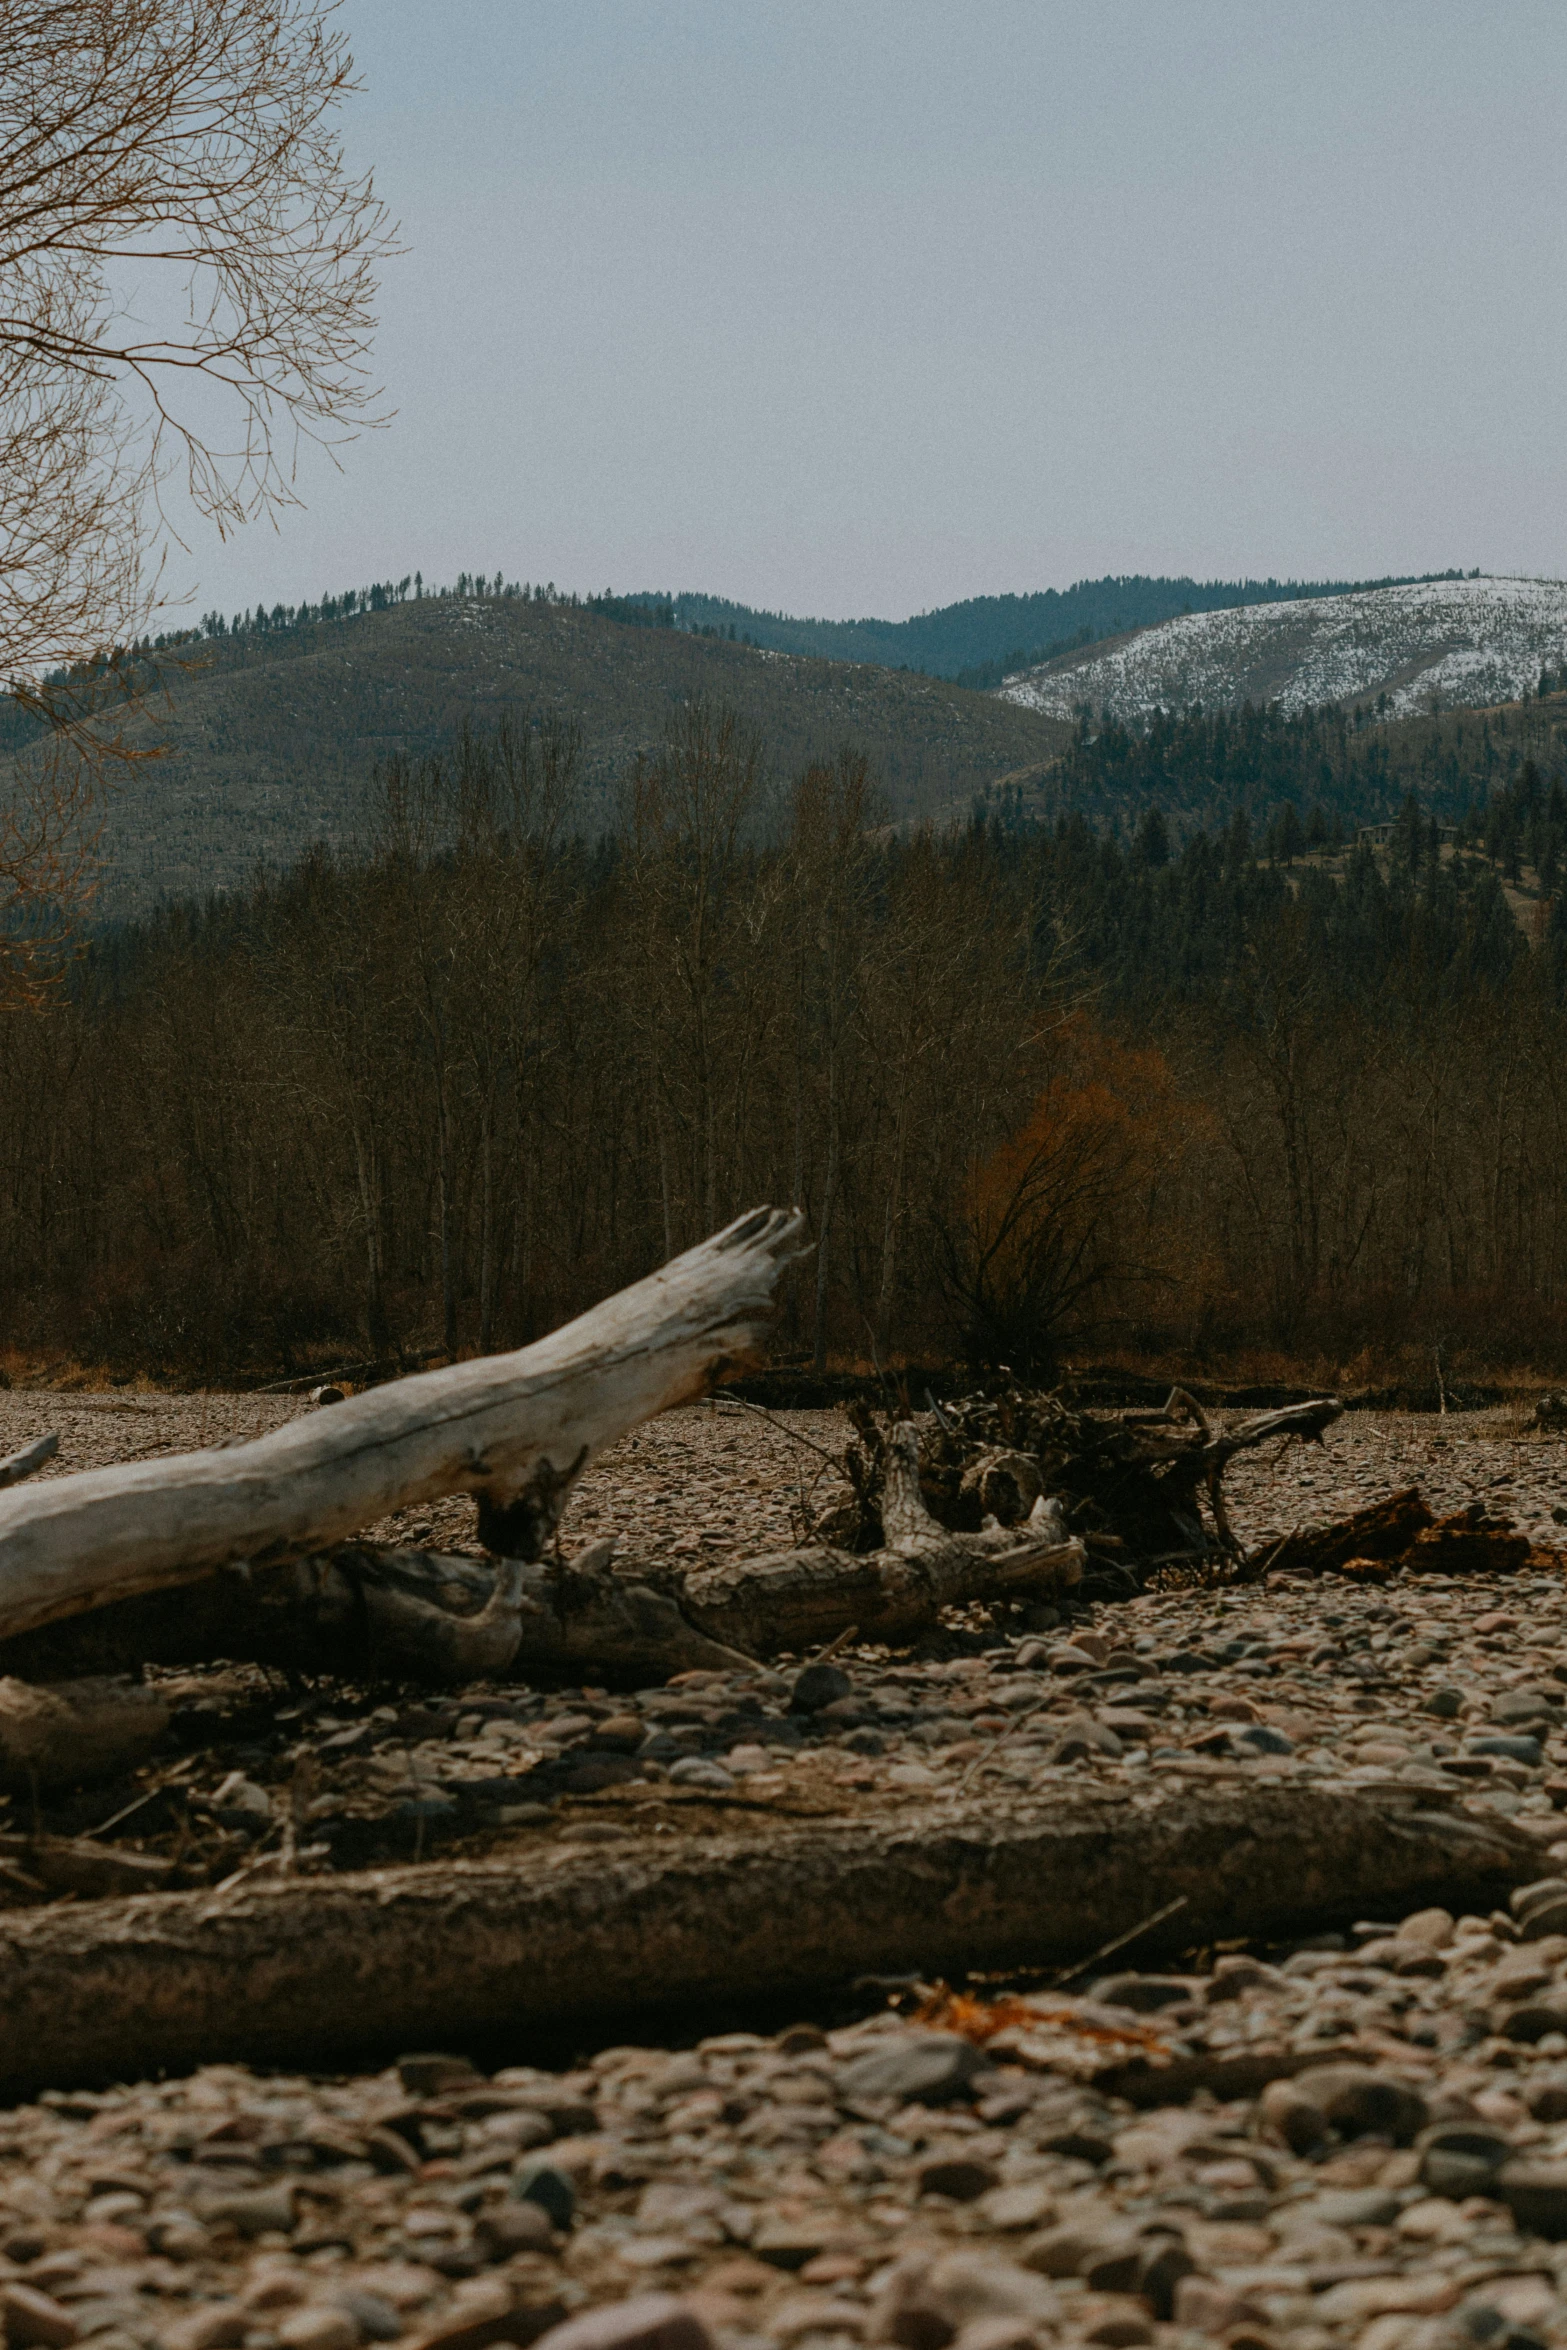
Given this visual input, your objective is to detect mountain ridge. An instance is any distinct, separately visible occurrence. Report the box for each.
[1000,574,1567,723]
[621,568,1470,684]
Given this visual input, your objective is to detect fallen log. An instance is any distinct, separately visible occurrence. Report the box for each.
[0,1207,807,1648]
[1270,1490,1539,1580]
[0,1496,1053,1691]
[0,1778,1531,2099]
[0,1432,57,1491]
[0,1422,1075,1692]
[683,1422,1084,1654]
[0,1673,169,1792]
[0,1544,753,1705]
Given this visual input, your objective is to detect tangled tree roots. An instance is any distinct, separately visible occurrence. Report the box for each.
[803,1386,1343,1599]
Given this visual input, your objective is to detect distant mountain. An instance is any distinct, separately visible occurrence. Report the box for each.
[1000,576,1567,723]
[60,594,1072,914]
[629,570,1469,685]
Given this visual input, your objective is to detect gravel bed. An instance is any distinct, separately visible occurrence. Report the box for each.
[4,1396,1567,2350]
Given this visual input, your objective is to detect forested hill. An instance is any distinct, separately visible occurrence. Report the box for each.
[59,593,1072,913]
[1000,576,1567,723]
[978,692,1567,841]
[18,578,1558,918]
[632,569,1467,685]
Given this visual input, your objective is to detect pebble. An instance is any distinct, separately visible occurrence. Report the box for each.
[531,2295,715,2350]
[790,1664,853,1715]
[513,2166,577,2231]
[837,2034,992,2104]
[4,1397,1567,2350]
[276,2310,359,2350]
[1,2284,80,2348]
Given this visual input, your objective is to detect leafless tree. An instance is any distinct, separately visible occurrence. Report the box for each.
[0,0,395,973]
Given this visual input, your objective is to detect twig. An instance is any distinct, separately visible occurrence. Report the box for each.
[709,1394,841,1463]
[957,1691,1053,1791]
[1241,1523,1301,1583]
[853,1969,938,1999]
[198,1841,284,1914]
[810,1622,860,1665]
[89,1754,201,1839]
[1049,1894,1189,1988]
[252,1349,443,1396]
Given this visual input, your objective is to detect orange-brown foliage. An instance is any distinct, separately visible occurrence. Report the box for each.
[945,1015,1207,1368]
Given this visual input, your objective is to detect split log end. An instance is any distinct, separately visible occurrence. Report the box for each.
[0,1674,170,1793]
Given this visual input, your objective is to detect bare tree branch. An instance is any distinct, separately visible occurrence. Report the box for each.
[0,0,397,985]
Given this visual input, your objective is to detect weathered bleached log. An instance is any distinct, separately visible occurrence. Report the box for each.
[0,1432,57,1491]
[683,1421,1084,1654]
[0,1674,169,1792]
[0,1779,1531,2099]
[0,1207,808,1648]
[0,1423,1076,1692]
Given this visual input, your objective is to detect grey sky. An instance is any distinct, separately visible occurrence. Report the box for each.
[182,0,1567,627]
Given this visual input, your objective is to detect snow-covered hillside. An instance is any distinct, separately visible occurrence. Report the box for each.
[998,575,1567,722]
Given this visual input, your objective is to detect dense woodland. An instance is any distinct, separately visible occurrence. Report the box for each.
[987,692,1567,838]
[4,700,1567,1385]
[15,590,1560,930]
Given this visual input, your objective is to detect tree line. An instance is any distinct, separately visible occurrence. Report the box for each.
[986,691,1567,842]
[3,702,1567,1386]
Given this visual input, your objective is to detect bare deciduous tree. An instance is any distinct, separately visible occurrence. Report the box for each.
[0,0,394,972]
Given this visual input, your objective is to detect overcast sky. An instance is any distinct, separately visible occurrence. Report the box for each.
[183,0,1567,627]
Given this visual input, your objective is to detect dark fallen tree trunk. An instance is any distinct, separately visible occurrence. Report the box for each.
[0,1779,1531,2099]
[0,1338,1328,1718]
[0,1500,1077,1699]
[0,1541,752,1698]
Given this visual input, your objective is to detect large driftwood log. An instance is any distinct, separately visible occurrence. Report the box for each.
[0,1779,1530,2098]
[0,1207,807,1648]
[0,1408,1078,1694]
[683,1421,1085,1654]
[0,1543,748,1767]
[0,1493,1060,1692]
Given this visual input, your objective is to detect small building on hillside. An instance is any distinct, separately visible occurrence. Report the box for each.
[1358,819,1458,848]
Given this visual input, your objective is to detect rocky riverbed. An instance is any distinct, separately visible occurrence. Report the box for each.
[5,1395,1567,2350]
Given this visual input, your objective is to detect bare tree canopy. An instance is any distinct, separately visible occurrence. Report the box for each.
[0,0,394,975]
